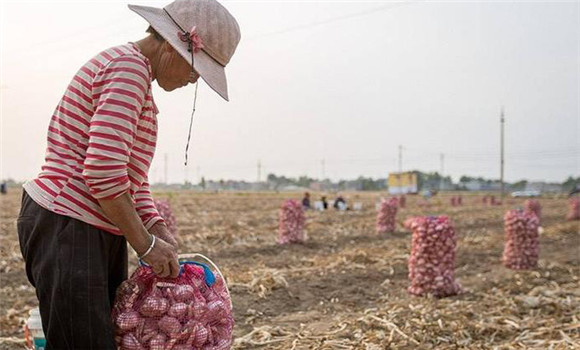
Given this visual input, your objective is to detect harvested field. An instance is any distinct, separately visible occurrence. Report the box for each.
[1,190,579,349]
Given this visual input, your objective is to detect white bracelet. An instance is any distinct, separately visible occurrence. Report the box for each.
[138,235,156,259]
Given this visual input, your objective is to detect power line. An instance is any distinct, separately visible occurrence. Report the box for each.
[246,1,416,41]
[405,146,578,159]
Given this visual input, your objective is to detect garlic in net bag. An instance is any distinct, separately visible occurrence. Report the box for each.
[112,254,233,350]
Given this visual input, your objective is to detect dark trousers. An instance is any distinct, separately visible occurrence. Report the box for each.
[17,191,128,350]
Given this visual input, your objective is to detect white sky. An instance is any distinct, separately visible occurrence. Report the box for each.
[1,0,579,184]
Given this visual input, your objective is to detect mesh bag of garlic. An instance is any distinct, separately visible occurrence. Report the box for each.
[376,197,398,234]
[567,198,580,221]
[524,199,541,222]
[407,216,461,298]
[154,199,178,237]
[398,195,406,208]
[112,258,233,350]
[277,199,306,244]
[502,209,539,270]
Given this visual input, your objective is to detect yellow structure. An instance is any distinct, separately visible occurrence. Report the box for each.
[388,172,419,194]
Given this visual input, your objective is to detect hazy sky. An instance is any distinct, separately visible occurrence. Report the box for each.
[1,0,578,184]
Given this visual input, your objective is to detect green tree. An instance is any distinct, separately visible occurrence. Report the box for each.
[562,176,580,192]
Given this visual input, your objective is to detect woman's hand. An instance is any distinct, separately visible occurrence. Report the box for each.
[139,235,179,278]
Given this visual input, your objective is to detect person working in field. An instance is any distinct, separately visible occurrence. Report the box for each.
[302,192,311,209]
[321,195,329,210]
[16,0,240,348]
[334,194,347,210]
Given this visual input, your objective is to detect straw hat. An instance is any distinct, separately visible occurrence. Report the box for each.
[129,0,241,101]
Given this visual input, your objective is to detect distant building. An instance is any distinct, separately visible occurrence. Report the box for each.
[388,172,419,194]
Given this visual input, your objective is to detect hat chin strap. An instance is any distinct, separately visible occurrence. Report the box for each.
[162,9,199,166]
[184,82,198,166]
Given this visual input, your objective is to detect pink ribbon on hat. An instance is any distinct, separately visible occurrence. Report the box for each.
[178,26,204,53]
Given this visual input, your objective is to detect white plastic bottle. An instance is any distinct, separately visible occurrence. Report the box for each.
[26,308,46,350]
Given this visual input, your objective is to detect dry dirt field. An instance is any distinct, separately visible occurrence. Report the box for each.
[1,190,579,349]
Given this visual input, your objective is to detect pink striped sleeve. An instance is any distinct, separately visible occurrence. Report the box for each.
[134,180,165,229]
[82,55,149,200]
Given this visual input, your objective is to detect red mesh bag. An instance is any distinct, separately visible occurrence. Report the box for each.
[407,216,461,298]
[524,199,541,222]
[112,255,234,350]
[154,199,178,237]
[502,210,539,270]
[277,199,306,244]
[398,195,406,208]
[567,198,580,221]
[490,195,501,206]
[376,198,398,234]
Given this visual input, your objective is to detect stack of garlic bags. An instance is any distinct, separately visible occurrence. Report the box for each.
[567,198,580,221]
[278,199,306,244]
[502,209,539,270]
[398,195,406,208]
[407,216,461,297]
[376,197,398,234]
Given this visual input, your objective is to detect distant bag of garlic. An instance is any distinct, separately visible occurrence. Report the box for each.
[154,199,178,237]
[407,216,461,298]
[524,199,541,223]
[567,198,580,221]
[398,195,406,208]
[502,210,539,270]
[278,199,306,244]
[112,255,233,350]
[376,197,398,234]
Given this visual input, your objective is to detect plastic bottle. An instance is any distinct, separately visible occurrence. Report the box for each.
[25,308,46,350]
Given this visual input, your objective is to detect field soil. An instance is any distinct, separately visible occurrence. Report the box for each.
[1,190,578,349]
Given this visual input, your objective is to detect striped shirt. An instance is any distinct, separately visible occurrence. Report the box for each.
[23,43,164,235]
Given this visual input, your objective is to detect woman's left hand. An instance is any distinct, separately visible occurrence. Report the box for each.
[149,222,178,251]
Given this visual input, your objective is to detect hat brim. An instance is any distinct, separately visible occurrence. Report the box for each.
[128,4,229,101]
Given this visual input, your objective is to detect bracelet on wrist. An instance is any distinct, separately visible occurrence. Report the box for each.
[138,234,156,259]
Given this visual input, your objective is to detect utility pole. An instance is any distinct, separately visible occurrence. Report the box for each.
[257,160,262,183]
[398,145,403,173]
[500,107,505,202]
[398,145,403,192]
[164,153,168,185]
[440,153,445,190]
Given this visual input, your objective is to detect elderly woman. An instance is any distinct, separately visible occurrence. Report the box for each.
[16,0,240,348]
